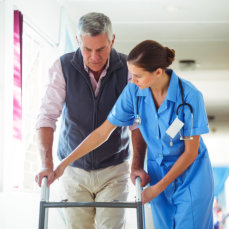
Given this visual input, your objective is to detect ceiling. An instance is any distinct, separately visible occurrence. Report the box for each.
[58,0,229,122]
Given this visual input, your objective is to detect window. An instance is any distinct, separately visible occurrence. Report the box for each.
[20,22,58,191]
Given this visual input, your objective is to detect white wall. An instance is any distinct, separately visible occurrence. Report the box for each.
[0,0,5,193]
[14,0,61,45]
[204,121,229,166]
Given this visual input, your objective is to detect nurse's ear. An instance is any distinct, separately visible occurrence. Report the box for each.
[154,68,163,77]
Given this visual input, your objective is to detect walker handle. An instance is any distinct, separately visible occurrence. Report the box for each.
[135,176,142,202]
[40,176,49,202]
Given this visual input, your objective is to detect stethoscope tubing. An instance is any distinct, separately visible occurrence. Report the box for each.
[135,77,194,140]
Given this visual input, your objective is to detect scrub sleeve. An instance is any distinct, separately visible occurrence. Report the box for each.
[108,83,136,127]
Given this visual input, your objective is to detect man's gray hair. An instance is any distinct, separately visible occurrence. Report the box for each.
[77,12,113,42]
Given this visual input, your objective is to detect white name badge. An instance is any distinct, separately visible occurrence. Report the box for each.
[166,117,184,139]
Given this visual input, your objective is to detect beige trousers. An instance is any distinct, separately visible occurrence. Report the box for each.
[57,161,130,229]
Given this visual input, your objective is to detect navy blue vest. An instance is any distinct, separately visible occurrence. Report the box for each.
[57,48,130,170]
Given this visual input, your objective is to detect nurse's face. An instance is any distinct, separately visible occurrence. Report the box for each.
[128,63,161,89]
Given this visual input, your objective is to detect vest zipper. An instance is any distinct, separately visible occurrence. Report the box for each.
[71,62,98,169]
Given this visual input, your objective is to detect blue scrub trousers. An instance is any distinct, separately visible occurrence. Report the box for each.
[147,152,214,229]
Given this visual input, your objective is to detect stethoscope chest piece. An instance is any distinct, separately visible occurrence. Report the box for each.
[135,114,141,125]
[170,139,173,147]
[135,96,141,125]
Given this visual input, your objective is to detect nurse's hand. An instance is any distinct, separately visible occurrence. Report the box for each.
[141,185,161,205]
[53,163,66,181]
[131,169,150,187]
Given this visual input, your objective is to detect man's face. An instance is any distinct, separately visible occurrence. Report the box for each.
[77,33,115,73]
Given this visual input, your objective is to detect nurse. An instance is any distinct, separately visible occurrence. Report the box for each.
[52,40,214,229]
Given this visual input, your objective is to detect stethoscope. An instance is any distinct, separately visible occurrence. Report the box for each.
[134,77,193,144]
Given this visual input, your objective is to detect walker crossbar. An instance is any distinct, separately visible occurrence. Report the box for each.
[38,176,145,229]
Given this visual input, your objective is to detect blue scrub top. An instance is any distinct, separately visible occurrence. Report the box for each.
[108,69,209,165]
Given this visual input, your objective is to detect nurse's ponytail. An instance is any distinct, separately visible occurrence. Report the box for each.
[165,47,175,66]
[127,40,175,72]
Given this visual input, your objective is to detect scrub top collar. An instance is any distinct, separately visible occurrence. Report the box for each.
[165,69,179,103]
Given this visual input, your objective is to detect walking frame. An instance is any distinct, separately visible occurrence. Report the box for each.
[38,176,145,229]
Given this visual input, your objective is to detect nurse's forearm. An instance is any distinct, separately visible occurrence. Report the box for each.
[131,128,147,170]
[61,120,116,169]
[156,135,200,193]
[131,128,150,187]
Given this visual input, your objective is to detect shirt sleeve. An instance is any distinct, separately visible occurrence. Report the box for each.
[183,89,209,136]
[35,59,66,131]
[108,83,136,127]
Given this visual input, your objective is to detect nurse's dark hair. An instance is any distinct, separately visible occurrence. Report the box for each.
[127,40,175,72]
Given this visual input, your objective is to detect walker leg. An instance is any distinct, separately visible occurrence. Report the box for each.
[38,201,49,229]
[136,202,144,229]
[38,201,45,229]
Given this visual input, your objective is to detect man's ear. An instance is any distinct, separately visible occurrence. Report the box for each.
[111,34,115,47]
[76,35,80,46]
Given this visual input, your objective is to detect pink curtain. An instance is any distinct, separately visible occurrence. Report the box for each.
[13,10,23,140]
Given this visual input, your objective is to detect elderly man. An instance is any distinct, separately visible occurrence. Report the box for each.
[35,12,148,229]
